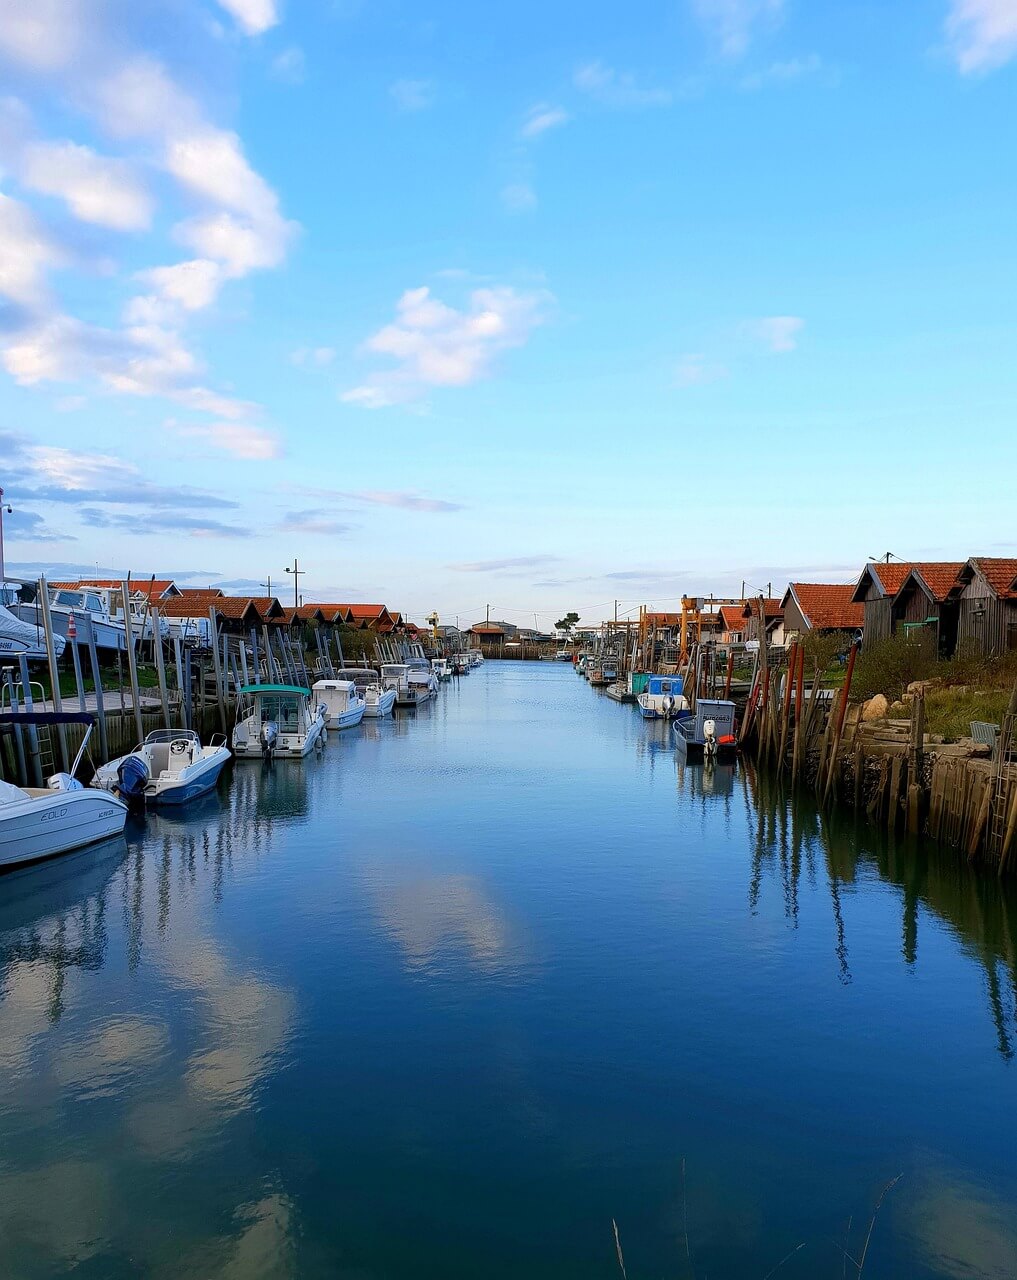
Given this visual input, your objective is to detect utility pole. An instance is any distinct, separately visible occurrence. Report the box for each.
[261,575,273,597]
[486,603,490,624]
[284,559,303,609]
[0,487,9,581]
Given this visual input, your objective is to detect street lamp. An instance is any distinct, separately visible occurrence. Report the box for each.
[284,559,303,609]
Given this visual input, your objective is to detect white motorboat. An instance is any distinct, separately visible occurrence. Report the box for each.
[13,585,128,652]
[381,663,427,707]
[468,649,483,667]
[336,668,397,718]
[0,713,128,868]
[406,657,439,701]
[232,683,327,760]
[450,652,470,675]
[637,675,690,720]
[0,594,65,662]
[311,679,367,730]
[431,657,452,682]
[93,728,231,806]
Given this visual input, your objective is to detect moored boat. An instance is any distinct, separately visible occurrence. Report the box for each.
[0,712,128,868]
[637,675,689,720]
[94,728,231,805]
[671,699,737,760]
[337,667,397,718]
[312,679,367,729]
[232,684,327,760]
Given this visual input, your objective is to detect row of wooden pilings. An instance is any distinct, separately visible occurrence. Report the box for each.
[740,637,1017,876]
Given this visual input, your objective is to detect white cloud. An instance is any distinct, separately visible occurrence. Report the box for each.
[0,192,63,306]
[270,46,305,84]
[136,259,223,312]
[89,56,201,141]
[947,0,1017,72]
[20,140,152,230]
[501,182,537,213]
[520,103,570,139]
[675,353,728,387]
[390,79,434,112]
[0,0,84,72]
[692,0,786,59]
[291,346,335,367]
[750,315,804,352]
[573,61,672,107]
[343,284,550,408]
[173,420,281,460]
[215,0,279,37]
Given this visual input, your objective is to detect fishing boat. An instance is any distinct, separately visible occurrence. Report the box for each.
[637,675,690,720]
[335,667,396,718]
[431,657,452,682]
[450,652,470,676]
[93,728,231,806]
[382,663,430,707]
[232,684,327,760]
[671,699,737,760]
[311,679,367,730]
[469,650,483,667]
[0,712,128,868]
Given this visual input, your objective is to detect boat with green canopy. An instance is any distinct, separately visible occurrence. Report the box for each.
[231,684,327,761]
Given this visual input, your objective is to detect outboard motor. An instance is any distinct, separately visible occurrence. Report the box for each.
[260,719,279,761]
[116,754,150,803]
[703,718,718,761]
[47,772,84,792]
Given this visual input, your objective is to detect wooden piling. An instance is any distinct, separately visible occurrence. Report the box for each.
[120,580,145,745]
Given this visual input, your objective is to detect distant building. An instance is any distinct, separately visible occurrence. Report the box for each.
[954,558,1017,655]
[780,583,863,638]
[740,598,785,647]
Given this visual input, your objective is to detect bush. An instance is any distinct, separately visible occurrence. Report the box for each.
[852,632,937,702]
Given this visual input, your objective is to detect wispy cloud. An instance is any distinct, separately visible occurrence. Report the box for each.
[748,315,803,352]
[946,0,1017,73]
[520,103,570,139]
[500,182,537,213]
[276,509,355,536]
[342,283,551,408]
[291,346,335,367]
[80,507,246,537]
[170,420,282,460]
[351,490,464,513]
[675,353,728,387]
[269,46,306,84]
[573,61,672,107]
[692,0,786,59]
[3,508,69,543]
[449,556,561,573]
[390,79,434,112]
[740,53,824,89]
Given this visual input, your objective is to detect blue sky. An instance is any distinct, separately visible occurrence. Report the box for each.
[1,0,1016,628]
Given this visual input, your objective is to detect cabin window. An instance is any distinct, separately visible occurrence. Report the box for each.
[56,591,81,606]
[86,595,103,612]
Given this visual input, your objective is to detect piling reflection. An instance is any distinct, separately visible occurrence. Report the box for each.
[739,760,1017,1058]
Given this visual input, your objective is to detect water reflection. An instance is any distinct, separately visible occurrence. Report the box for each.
[0,782,298,1277]
[740,761,1017,1058]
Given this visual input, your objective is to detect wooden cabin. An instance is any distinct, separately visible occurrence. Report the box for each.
[889,564,964,657]
[953,558,1017,655]
[780,583,863,639]
[740,598,785,647]
[716,604,747,644]
[851,562,914,647]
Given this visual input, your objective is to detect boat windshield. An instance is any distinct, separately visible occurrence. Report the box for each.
[145,729,200,745]
[250,693,302,729]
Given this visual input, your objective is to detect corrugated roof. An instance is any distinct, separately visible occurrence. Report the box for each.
[785,583,864,631]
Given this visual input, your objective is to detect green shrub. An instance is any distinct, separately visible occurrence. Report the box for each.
[852,632,936,702]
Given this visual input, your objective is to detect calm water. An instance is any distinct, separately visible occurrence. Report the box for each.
[1,662,1016,1279]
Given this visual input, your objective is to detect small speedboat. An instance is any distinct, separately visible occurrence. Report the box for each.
[450,653,470,676]
[232,683,327,760]
[312,679,367,729]
[0,712,127,868]
[431,657,452,682]
[406,658,439,701]
[336,668,397,718]
[94,728,231,805]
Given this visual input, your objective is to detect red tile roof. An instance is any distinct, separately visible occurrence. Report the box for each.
[471,624,506,635]
[967,557,1017,600]
[740,598,783,621]
[785,583,864,631]
[162,595,283,621]
[903,562,965,603]
[717,605,746,632]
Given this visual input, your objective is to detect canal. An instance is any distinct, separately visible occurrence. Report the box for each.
[1,661,1015,1278]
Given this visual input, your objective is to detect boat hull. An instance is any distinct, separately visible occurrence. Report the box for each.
[233,718,326,758]
[147,750,231,805]
[0,788,128,870]
[329,704,366,730]
[364,689,397,718]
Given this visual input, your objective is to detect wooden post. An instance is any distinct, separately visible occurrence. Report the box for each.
[183,646,193,730]
[151,607,171,726]
[83,615,108,763]
[121,580,145,745]
[791,643,805,781]
[208,608,228,732]
[3,669,27,784]
[36,577,70,771]
[822,641,859,805]
[17,655,43,785]
[777,641,797,769]
[172,635,185,728]
[906,691,925,835]
[262,625,277,682]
